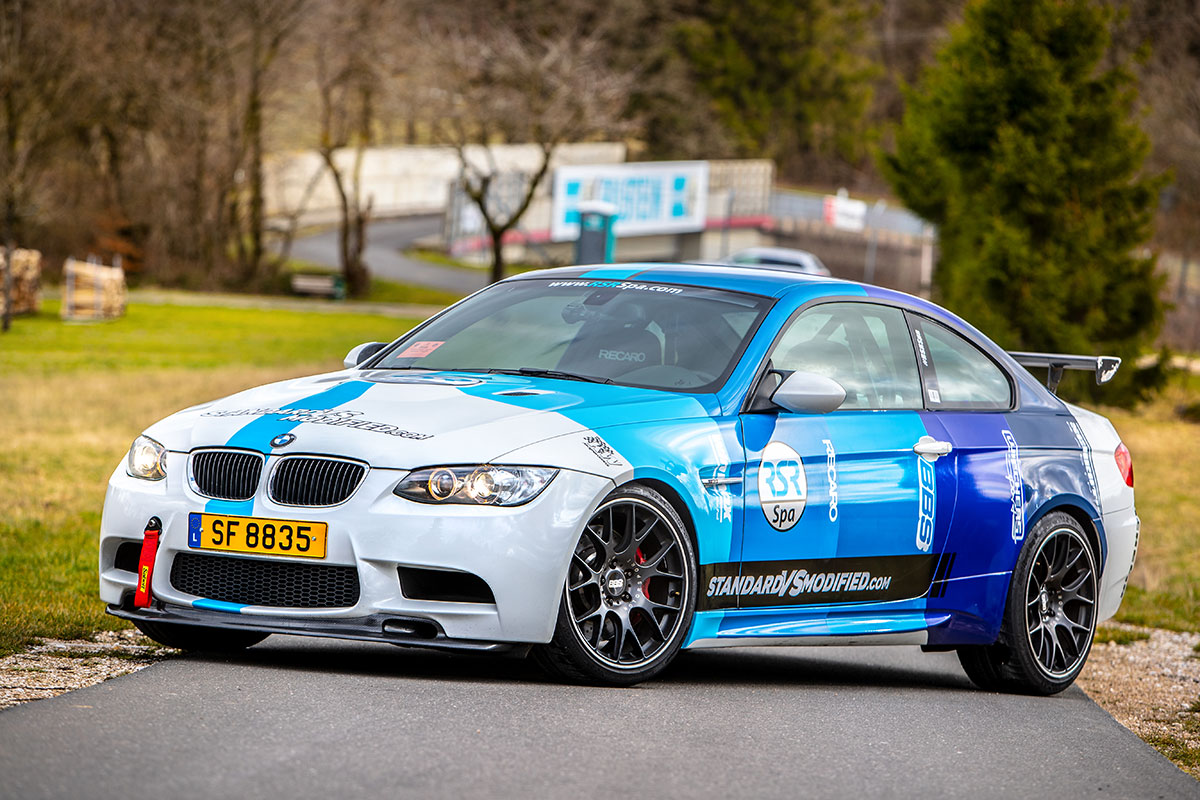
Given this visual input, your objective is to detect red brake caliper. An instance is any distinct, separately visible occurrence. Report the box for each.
[133,516,162,608]
[636,548,651,598]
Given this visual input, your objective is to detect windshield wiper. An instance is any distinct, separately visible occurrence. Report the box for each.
[488,367,614,385]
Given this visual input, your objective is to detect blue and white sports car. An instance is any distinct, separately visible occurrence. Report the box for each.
[100,263,1138,692]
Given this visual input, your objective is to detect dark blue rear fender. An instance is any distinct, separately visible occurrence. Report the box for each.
[925,449,1104,647]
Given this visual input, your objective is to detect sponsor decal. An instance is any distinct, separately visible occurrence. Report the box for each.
[598,349,647,362]
[203,407,432,440]
[397,341,445,358]
[1002,429,1026,541]
[582,434,623,467]
[366,373,483,386]
[1065,419,1098,500]
[822,439,838,522]
[757,441,807,531]
[913,328,929,367]
[699,555,939,610]
[546,279,684,295]
[927,388,941,404]
[916,455,936,552]
[703,464,735,524]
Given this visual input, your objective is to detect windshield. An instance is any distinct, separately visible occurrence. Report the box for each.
[372,278,773,392]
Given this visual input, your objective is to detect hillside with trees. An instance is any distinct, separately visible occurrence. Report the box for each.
[1,0,1195,321]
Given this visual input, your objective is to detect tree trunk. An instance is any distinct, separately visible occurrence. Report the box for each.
[345,203,371,297]
[245,28,266,286]
[489,226,505,284]
[2,199,13,333]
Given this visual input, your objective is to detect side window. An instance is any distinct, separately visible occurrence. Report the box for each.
[915,319,1012,409]
[770,303,922,410]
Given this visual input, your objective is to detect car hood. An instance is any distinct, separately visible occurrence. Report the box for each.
[144,369,719,470]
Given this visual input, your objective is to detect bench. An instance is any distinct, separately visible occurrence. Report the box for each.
[290,273,346,300]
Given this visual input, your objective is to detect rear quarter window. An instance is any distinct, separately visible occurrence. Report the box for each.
[913,318,1012,410]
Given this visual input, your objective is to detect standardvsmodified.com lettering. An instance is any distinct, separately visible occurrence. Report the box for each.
[706,568,892,600]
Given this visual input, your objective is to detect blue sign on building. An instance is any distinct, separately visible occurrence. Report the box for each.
[551,161,710,242]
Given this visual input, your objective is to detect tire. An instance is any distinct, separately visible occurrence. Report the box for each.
[957,511,1099,695]
[133,619,270,652]
[533,484,698,686]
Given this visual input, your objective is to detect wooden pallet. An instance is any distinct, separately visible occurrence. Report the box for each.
[61,258,127,321]
[0,248,42,316]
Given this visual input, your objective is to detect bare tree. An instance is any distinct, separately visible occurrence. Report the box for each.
[419,18,633,282]
[0,0,82,330]
[232,0,309,285]
[312,0,392,297]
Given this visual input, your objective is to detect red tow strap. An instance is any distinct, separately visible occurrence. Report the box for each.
[133,516,162,608]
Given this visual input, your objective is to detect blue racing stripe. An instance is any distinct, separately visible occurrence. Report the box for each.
[223,380,373,454]
[204,379,374,516]
[192,598,247,613]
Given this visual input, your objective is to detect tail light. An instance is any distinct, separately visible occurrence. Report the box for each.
[1114,442,1133,487]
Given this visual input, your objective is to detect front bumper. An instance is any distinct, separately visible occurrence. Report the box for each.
[99,453,613,645]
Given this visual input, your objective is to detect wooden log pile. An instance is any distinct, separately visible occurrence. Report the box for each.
[61,257,127,321]
[0,248,43,316]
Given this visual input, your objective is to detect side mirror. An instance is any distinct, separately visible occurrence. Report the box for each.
[771,371,846,414]
[344,342,386,369]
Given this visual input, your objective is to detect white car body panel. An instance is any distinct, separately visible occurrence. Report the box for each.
[1064,402,1138,620]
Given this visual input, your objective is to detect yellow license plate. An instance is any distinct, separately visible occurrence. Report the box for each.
[187,513,327,559]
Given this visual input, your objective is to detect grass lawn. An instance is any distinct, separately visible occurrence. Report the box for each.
[367,278,463,306]
[403,248,549,275]
[277,257,465,306]
[0,300,417,655]
[1,298,1197,656]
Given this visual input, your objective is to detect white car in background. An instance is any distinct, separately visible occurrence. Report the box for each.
[728,246,832,277]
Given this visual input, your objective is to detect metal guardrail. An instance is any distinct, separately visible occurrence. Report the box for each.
[769,190,930,237]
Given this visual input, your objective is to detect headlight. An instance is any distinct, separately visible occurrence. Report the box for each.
[126,435,167,481]
[394,465,557,506]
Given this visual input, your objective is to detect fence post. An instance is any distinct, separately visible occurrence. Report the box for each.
[919,225,934,299]
[64,258,75,320]
[864,199,886,285]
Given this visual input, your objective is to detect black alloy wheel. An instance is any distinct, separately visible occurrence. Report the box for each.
[1024,524,1097,678]
[534,484,697,685]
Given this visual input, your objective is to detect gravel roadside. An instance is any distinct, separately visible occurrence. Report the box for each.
[1078,621,1200,778]
[0,629,174,710]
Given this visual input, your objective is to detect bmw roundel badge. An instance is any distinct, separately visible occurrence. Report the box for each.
[270,433,296,448]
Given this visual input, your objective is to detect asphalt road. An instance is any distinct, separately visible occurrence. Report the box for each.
[290,215,489,293]
[1,638,1195,799]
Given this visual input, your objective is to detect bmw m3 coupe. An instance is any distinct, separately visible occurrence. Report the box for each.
[101,263,1137,692]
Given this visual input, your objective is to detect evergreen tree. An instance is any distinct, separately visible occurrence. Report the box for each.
[676,0,876,174]
[883,0,1166,403]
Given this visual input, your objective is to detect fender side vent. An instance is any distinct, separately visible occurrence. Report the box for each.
[928,552,957,599]
[398,567,496,604]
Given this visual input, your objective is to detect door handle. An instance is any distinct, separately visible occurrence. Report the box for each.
[913,435,953,459]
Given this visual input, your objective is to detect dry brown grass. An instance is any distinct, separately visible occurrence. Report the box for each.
[1093,374,1200,630]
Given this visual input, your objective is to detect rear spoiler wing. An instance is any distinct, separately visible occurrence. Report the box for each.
[1008,351,1121,394]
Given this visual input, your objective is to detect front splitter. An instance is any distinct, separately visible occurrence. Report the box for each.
[107,602,525,655]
